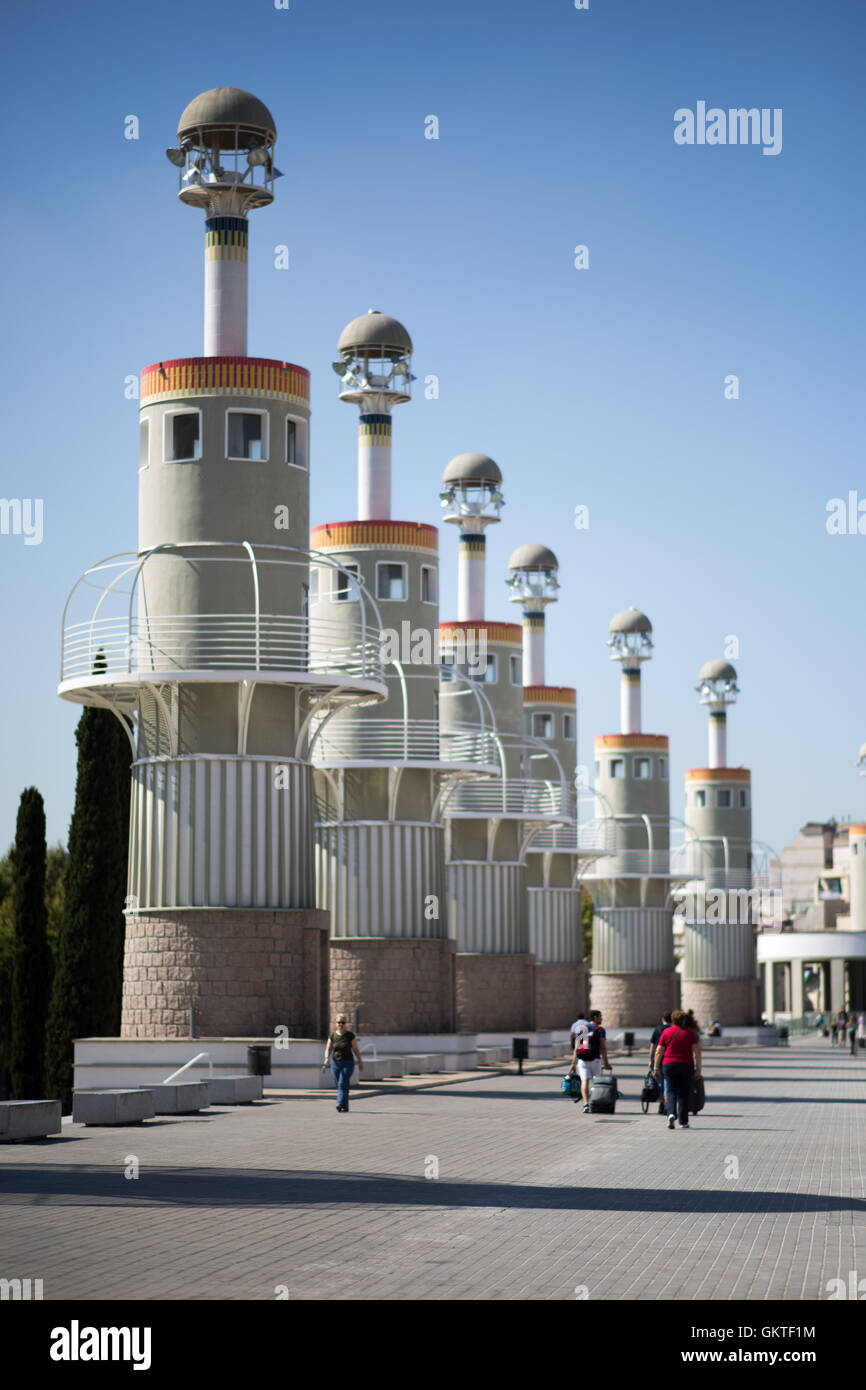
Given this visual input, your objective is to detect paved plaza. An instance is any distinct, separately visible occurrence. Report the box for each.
[1,1036,863,1301]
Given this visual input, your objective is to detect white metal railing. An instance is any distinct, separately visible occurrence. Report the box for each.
[61,612,382,682]
[60,547,386,686]
[441,777,576,819]
[162,1052,213,1084]
[528,818,617,854]
[309,717,500,766]
[582,848,674,877]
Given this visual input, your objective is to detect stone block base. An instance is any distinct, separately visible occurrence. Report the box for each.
[121,909,330,1040]
[590,972,680,1027]
[535,963,588,1030]
[330,937,456,1034]
[682,978,760,1027]
[456,954,536,1033]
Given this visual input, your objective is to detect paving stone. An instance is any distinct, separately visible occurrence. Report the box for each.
[0,1037,862,1300]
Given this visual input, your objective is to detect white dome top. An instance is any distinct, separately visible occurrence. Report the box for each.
[442,453,502,486]
[337,310,413,357]
[699,659,738,683]
[508,543,558,572]
[609,607,652,635]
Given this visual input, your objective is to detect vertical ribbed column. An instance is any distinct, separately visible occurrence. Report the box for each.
[204,216,248,356]
[848,825,866,931]
[357,413,392,519]
[457,534,486,622]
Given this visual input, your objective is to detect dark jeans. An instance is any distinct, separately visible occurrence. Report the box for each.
[663,1062,694,1125]
[331,1058,354,1109]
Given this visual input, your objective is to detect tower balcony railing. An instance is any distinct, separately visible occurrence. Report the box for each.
[309,717,500,768]
[582,848,674,878]
[440,777,576,821]
[59,547,387,695]
[527,818,617,855]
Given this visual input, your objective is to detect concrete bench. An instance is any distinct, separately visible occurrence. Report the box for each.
[208,1075,262,1104]
[138,1082,211,1114]
[0,1100,62,1143]
[72,1090,155,1126]
[398,1054,435,1075]
[477,1046,510,1066]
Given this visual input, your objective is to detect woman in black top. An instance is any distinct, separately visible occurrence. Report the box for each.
[323,1014,363,1112]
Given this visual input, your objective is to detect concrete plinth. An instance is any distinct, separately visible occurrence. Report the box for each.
[590,971,680,1027]
[681,978,761,1027]
[140,1081,211,1114]
[0,1100,62,1142]
[456,953,536,1033]
[209,1076,262,1104]
[121,908,330,1040]
[329,937,456,1034]
[534,962,588,1029]
[72,1090,155,1126]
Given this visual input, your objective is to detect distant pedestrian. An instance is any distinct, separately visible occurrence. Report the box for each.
[323,1013,363,1113]
[683,1009,701,1035]
[849,1015,858,1055]
[830,1015,839,1045]
[571,1009,611,1114]
[653,1009,702,1130]
[814,1012,824,1031]
[648,1012,672,1115]
[707,1017,722,1038]
[857,1013,866,1050]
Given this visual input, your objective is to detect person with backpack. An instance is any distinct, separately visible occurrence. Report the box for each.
[648,1013,672,1115]
[653,1009,702,1130]
[571,1008,611,1114]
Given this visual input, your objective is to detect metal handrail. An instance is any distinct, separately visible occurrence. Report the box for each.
[163,1051,213,1084]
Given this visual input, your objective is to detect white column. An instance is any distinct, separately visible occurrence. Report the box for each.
[458,534,485,622]
[620,670,641,734]
[357,414,392,520]
[523,614,545,685]
[848,828,866,932]
[708,711,727,768]
[203,217,248,357]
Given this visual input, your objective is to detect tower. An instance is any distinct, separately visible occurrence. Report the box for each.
[585,609,678,1025]
[682,660,758,1024]
[59,89,385,1040]
[506,545,586,1025]
[438,460,572,1032]
[309,316,495,1033]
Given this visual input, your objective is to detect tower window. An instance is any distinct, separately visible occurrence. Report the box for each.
[695,789,707,807]
[139,419,150,471]
[533,712,554,739]
[469,654,497,683]
[510,654,522,685]
[421,565,437,603]
[165,410,201,462]
[659,757,668,779]
[376,562,407,600]
[634,756,651,779]
[563,714,574,740]
[334,562,359,602]
[227,410,267,461]
[716,789,732,808]
[610,758,624,779]
[309,566,320,603]
[739,789,749,808]
[441,652,455,682]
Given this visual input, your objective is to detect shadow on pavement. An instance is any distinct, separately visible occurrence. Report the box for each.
[1,1166,862,1216]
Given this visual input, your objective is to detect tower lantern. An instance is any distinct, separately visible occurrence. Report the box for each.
[696,659,740,768]
[607,608,653,735]
[440,453,503,623]
[167,87,280,357]
[506,543,559,687]
[332,311,414,521]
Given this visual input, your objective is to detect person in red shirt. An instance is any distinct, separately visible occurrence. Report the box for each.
[653,1009,702,1130]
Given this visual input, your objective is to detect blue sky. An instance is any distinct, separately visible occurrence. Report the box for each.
[1,0,864,855]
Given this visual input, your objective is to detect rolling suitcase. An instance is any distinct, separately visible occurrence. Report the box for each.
[688,1074,706,1114]
[588,1073,618,1114]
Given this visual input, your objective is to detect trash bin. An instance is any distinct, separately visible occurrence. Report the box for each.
[623,1030,635,1056]
[247,1045,272,1076]
[512,1037,529,1074]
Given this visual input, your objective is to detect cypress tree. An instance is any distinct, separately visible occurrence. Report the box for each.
[45,700,131,1108]
[9,788,51,1098]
